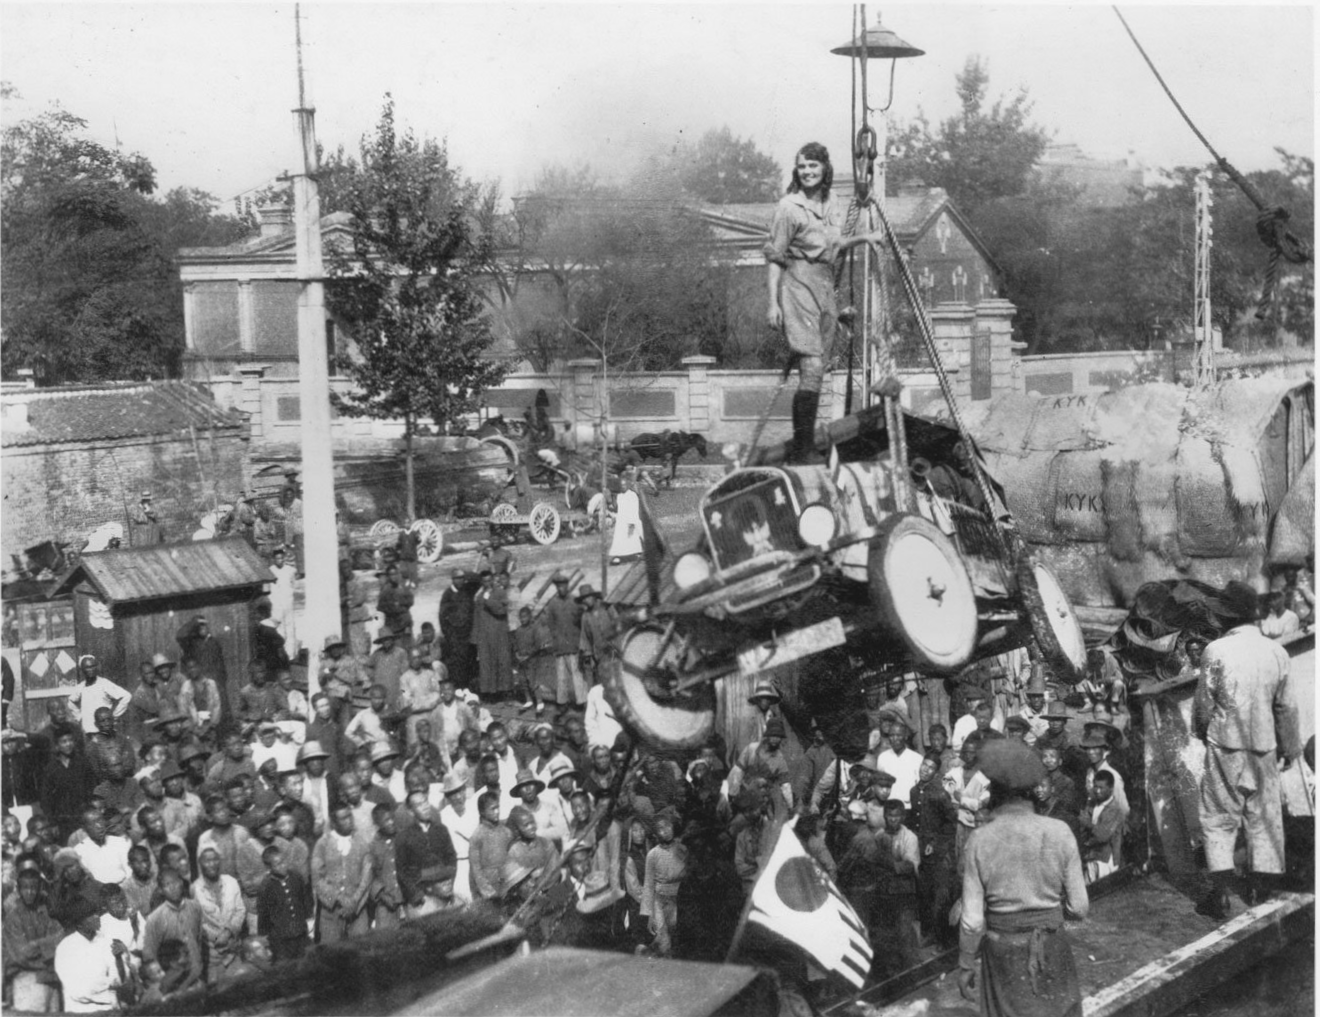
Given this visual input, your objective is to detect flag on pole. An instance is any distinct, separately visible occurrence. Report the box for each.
[745,821,874,989]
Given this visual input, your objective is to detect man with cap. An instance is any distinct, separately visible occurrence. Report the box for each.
[1080,722,1129,822]
[366,629,410,713]
[958,738,1088,1016]
[160,760,205,840]
[527,722,573,784]
[86,706,137,786]
[66,655,130,735]
[728,718,794,809]
[1014,665,1050,745]
[129,490,165,546]
[746,680,784,744]
[297,741,333,830]
[318,633,363,725]
[376,564,415,652]
[438,569,477,689]
[1035,701,1088,790]
[511,767,568,849]
[872,798,923,976]
[1193,580,1301,915]
[471,568,514,699]
[875,714,925,809]
[542,571,587,710]
[54,894,124,1013]
[577,584,617,688]
[951,688,1000,753]
[438,770,478,904]
[238,662,286,728]
[1260,575,1301,639]
[366,740,406,805]
[40,723,97,845]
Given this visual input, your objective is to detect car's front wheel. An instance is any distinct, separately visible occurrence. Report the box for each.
[606,625,716,750]
[868,514,979,673]
[1016,556,1087,682]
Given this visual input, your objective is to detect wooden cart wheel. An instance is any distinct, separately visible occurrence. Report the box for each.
[606,626,715,750]
[369,519,400,542]
[528,502,561,545]
[867,514,979,674]
[410,518,443,564]
[490,503,519,525]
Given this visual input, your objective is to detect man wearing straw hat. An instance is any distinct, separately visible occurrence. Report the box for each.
[1014,664,1051,746]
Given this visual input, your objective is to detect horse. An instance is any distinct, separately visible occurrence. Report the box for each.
[628,431,708,483]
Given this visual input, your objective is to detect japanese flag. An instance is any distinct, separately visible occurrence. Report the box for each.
[747,823,874,989]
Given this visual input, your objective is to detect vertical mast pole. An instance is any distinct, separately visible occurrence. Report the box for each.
[291,4,341,689]
[1193,172,1215,390]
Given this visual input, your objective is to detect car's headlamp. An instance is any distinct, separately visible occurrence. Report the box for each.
[673,551,713,590]
[797,503,837,549]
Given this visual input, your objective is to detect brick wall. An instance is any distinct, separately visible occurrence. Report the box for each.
[1,430,252,564]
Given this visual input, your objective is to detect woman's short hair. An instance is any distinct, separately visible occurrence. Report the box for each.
[789,142,834,197]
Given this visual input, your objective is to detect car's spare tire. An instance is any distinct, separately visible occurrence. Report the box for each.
[606,626,715,750]
[868,514,979,674]
[1016,555,1087,683]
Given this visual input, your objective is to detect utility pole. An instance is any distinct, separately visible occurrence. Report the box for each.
[1193,172,1215,390]
[291,4,341,690]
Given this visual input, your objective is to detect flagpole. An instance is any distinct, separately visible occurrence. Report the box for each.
[723,790,792,965]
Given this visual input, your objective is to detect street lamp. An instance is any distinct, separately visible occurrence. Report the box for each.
[830,12,924,206]
[829,10,923,414]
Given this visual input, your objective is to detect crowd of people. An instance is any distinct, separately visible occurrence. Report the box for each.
[0,547,1310,1014]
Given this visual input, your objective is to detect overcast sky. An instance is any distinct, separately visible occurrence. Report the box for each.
[2,3,1313,208]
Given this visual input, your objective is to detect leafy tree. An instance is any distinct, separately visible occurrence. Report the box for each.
[325,95,508,519]
[889,57,1050,216]
[482,164,736,372]
[634,126,782,204]
[2,88,248,383]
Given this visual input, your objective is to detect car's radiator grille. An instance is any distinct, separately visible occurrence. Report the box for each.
[704,473,802,569]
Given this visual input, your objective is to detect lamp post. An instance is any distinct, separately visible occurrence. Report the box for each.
[830,11,923,410]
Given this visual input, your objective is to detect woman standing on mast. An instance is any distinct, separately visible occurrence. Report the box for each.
[765,142,869,463]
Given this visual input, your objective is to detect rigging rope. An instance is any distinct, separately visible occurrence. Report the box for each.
[1111,5,1310,320]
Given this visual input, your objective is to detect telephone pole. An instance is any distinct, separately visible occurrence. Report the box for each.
[291,4,341,688]
[1193,172,1216,390]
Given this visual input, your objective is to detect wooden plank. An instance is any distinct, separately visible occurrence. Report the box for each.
[1082,891,1314,1017]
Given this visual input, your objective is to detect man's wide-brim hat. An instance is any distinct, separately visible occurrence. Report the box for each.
[150,652,175,669]
[297,741,330,764]
[373,631,397,644]
[1045,700,1070,720]
[157,759,185,782]
[442,770,467,795]
[1026,663,1048,695]
[322,634,347,652]
[575,583,600,603]
[1080,731,1110,748]
[747,681,781,705]
[177,741,209,764]
[501,860,536,896]
[370,741,401,764]
[546,760,579,785]
[876,705,911,731]
[576,871,625,914]
[156,705,188,726]
[509,768,546,798]
[763,719,786,739]
[551,570,571,584]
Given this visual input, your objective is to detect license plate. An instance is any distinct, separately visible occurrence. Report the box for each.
[738,616,846,676]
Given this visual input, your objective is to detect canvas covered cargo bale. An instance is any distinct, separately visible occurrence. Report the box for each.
[929,379,1314,608]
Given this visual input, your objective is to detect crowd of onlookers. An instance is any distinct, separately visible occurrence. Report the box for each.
[1,551,1312,1012]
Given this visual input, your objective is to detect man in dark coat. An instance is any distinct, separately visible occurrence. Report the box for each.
[176,616,231,723]
[394,790,457,917]
[376,565,415,650]
[439,570,476,689]
[40,725,96,844]
[253,600,290,680]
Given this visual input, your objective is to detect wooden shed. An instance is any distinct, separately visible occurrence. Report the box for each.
[49,538,272,708]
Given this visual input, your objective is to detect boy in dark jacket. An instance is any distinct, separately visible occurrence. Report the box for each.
[255,844,311,962]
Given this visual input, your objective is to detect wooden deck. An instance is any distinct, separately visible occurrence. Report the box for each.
[826,874,1313,1017]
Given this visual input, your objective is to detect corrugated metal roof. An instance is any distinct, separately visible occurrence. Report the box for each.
[1,381,247,449]
[53,538,271,605]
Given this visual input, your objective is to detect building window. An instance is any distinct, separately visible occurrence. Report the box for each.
[192,282,241,355]
[252,281,299,356]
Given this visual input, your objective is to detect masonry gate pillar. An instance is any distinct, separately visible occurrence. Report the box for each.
[929,303,976,403]
[974,297,1024,398]
[567,358,602,449]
